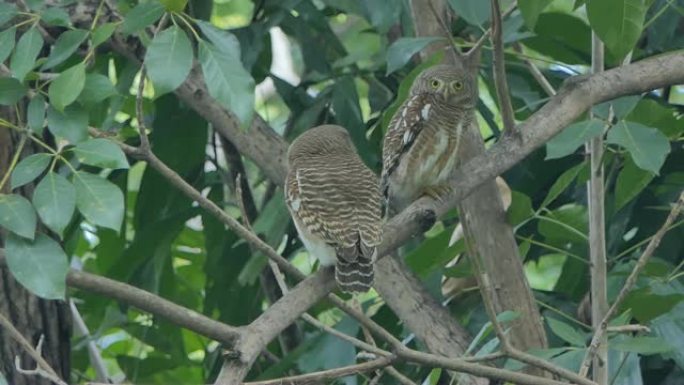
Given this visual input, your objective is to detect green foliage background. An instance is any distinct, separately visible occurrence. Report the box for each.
[0,0,682,383]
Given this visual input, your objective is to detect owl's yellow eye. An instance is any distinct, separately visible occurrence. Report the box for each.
[452,80,463,90]
[430,79,441,89]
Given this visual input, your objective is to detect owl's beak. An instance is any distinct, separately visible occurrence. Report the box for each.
[442,87,450,100]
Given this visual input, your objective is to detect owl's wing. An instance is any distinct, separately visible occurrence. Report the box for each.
[381,93,432,200]
[285,166,368,253]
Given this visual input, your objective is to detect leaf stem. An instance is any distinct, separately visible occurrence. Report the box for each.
[0,135,27,191]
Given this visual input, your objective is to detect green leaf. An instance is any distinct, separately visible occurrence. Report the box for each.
[40,7,71,27]
[159,0,188,12]
[385,37,444,75]
[541,161,586,208]
[0,27,16,63]
[447,0,490,26]
[74,171,124,231]
[611,336,673,355]
[606,121,670,174]
[0,77,28,105]
[0,3,17,26]
[518,0,553,29]
[198,40,255,127]
[120,0,165,35]
[41,29,89,70]
[49,62,86,111]
[0,194,36,239]
[78,73,117,104]
[546,119,604,160]
[507,190,534,226]
[27,94,46,133]
[4,232,68,300]
[10,153,51,189]
[547,317,586,346]
[92,22,117,47]
[47,105,88,143]
[10,27,44,82]
[614,157,654,212]
[72,138,129,169]
[196,20,241,54]
[594,95,641,120]
[587,0,647,61]
[145,25,193,96]
[32,172,76,237]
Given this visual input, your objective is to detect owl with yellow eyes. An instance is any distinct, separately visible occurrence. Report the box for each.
[381,64,478,215]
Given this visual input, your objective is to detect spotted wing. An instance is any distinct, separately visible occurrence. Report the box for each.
[380,93,433,200]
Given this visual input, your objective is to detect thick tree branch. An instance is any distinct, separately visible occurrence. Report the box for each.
[0,250,244,346]
[579,191,684,377]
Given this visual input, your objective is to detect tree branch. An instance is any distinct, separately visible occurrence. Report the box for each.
[585,33,608,385]
[0,250,244,346]
[490,0,516,133]
[242,357,396,385]
[579,190,684,377]
[0,313,67,385]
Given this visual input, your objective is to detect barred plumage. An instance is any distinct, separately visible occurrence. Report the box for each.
[381,64,478,215]
[285,125,383,293]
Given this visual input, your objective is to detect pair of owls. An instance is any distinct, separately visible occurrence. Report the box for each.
[285,64,478,293]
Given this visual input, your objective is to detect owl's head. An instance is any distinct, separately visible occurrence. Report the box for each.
[288,124,356,164]
[410,65,477,107]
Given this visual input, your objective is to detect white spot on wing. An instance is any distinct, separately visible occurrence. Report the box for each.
[402,129,413,145]
[421,103,431,120]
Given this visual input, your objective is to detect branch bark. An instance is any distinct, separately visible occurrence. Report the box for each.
[490,0,516,133]
[586,33,608,385]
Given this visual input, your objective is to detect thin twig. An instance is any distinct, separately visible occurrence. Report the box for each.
[579,191,684,377]
[469,3,517,55]
[585,34,608,384]
[0,313,68,385]
[606,325,651,334]
[70,300,110,382]
[490,0,516,133]
[513,43,556,96]
[242,357,396,385]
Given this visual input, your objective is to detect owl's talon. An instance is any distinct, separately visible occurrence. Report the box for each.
[422,185,452,202]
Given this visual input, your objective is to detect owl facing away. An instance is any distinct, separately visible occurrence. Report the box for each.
[381,64,478,215]
[285,125,383,293]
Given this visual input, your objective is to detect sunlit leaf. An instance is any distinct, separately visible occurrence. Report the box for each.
[518,0,553,29]
[92,22,117,47]
[611,336,673,355]
[4,232,68,300]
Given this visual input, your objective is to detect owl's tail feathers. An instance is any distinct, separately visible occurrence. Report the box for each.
[335,258,374,293]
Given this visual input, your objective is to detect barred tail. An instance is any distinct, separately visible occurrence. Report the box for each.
[335,259,374,293]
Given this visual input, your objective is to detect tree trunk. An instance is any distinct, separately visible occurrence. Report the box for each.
[0,107,71,385]
[410,0,548,354]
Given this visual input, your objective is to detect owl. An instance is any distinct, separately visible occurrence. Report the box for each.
[285,125,383,293]
[381,64,478,215]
